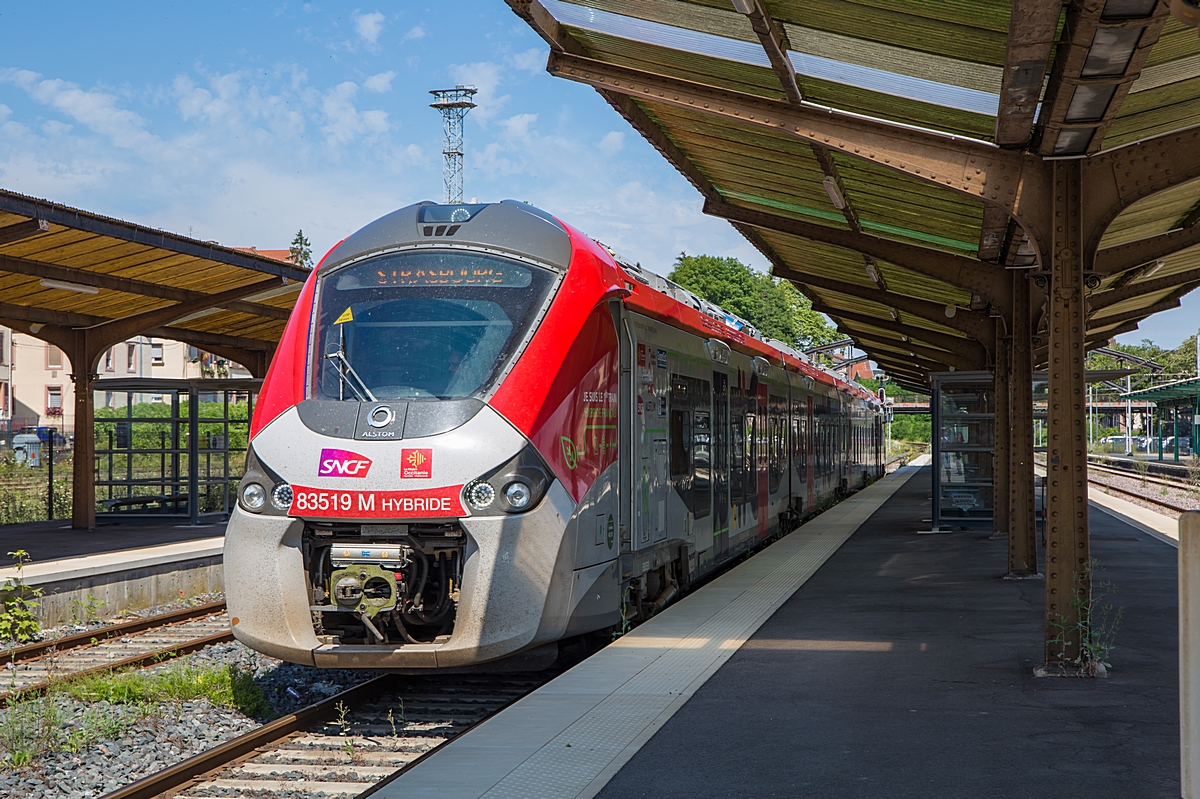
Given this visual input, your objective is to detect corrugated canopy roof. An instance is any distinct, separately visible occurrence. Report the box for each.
[0,189,308,376]
[1123,375,1200,402]
[513,0,1200,386]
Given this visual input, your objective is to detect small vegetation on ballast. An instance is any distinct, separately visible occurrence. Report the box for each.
[0,658,272,768]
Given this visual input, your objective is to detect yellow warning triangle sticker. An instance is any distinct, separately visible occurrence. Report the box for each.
[333,307,354,324]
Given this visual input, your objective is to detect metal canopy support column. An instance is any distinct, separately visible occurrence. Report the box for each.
[1009,272,1038,575]
[68,329,101,530]
[1042,160,1090,669]
[994,323,1012,546]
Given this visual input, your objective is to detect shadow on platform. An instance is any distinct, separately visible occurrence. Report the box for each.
[0,519,224,564]
[599,466,1178,798]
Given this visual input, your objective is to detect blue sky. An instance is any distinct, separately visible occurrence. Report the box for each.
[0,2,1195,350]
[0,2,766,278]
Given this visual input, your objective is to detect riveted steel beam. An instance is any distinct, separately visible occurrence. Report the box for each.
[1042,159,1090,669]
[1094,224,1200,276]
[1035,2,1170,157]
[811,304,986,363]
[997,0,1061,148]
[1082,126,1200,256]
[1009,272,1038,575]
[853,334,980,372]
[0,253,294,320]
[1091,296,1183,328]
[778,268,995,345]
[1089,270,1200,310]
[995,326,1012,552]
[0,218,50,246]
[545,51,1055,245]
[735,0,803,105]
[704,199,1010,312]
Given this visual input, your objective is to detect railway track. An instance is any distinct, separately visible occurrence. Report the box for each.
[101,670,554,799]
[1036,456,1196,515]
[0,601,232,701]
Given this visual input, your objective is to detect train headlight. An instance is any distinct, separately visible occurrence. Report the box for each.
[503,481,532,510]
[271,482,294,511]
[465,480,496,511]
[240,482,267,511]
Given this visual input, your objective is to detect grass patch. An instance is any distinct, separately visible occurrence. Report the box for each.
[64,663,272,718]
[0,659,273,768]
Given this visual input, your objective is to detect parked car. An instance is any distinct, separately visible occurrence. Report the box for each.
[17,426,67,447]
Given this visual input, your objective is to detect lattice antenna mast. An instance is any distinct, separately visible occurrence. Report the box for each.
[429,86,478,204]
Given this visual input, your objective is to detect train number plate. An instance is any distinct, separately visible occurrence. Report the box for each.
[288,485,465,518]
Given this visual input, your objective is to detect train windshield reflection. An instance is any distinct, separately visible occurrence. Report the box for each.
[314,250,556,400]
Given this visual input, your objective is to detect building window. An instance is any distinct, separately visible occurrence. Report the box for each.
[46,385,63,416]
[46,345,62,369]
[151,342,164,366]
[126,343,137,373]
[0,383,8,417]
[0,330,6,366]
[104,348,114,372]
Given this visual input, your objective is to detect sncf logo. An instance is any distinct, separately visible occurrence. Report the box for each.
[318,448,373,478]
[401,448,433,479]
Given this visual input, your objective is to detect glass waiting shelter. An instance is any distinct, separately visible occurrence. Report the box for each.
[930,372,995,529]
[93,378,261,524]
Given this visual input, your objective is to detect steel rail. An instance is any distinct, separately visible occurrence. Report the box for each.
[0,600,227,666]
[1086,477,1190,515]
[1087,462,1194,493]
[99,674,397,799]
[0,630,235,705]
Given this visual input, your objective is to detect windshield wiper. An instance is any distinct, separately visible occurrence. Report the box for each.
[324,335,376,402]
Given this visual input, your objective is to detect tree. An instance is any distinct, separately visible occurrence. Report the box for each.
[289,229,313,269]
[667,253,838,349]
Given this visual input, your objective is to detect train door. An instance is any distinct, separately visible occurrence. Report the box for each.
[713,372,729,560]
[806,395,814,507]
[652,440,668,542]
[757,380,768,539]
[617,309,634,553]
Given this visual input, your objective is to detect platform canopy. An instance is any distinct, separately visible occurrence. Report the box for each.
[0,188,309,377]
[1123,374,1200,402]
[510,0,1200,393]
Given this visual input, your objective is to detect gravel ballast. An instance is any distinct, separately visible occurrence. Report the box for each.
[0,639,377,798]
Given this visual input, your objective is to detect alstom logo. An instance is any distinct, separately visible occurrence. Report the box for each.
[318,448,373,478]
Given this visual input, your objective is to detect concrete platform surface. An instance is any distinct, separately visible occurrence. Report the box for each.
[597,467,1178,799]
[375,464,924,799]
[0,518,224,565]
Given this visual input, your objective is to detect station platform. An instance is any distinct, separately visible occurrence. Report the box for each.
[0,520,225,626]
[0,518,224,563]
[376,462,1179,799]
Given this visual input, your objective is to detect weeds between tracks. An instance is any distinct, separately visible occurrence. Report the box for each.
[0,658,271,768]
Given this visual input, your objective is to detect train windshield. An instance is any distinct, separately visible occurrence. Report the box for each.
[313,249,556,401]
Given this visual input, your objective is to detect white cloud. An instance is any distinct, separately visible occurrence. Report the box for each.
[449,61,507,122]
[1,69,160,152]
[363,71,396,93]
[500,113,537,141]
[402,25,426,42]
[320,81,388,145]
[598,131,624,156]
[510,47,546,74]
[354,11,385,46]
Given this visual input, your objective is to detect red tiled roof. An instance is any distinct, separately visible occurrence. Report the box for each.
[233,247,293,263]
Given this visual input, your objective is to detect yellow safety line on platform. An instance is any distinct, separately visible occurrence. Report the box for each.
[373,463,924,799]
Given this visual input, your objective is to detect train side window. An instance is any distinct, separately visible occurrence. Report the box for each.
[767,414,781,494]
[693,411,711,519]
[746,414,757,498]
[731,414,745,504]
[669,409,691,479]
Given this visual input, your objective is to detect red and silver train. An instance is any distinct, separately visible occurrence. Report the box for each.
[225,200,884,669]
